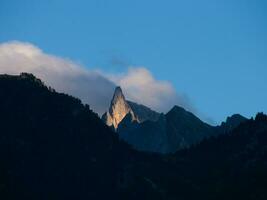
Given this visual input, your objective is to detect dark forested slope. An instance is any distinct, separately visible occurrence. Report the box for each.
[0,73,266,200]
[127,113,267,200]
[0,73,133,199]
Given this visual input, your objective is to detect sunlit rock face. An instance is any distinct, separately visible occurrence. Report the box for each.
[102,86,161,130]
[102,87,137,129]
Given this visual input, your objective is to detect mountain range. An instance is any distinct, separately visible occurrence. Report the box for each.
[0,73,266,200]
[102,86,248,153]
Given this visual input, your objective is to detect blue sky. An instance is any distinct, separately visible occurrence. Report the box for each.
[0,0,267,123]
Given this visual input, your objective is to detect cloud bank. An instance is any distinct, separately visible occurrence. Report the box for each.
[0,41,192,115]
[106,68,192,112]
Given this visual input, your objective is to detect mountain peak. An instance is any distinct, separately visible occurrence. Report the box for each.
[169,105,187,113]
[114,86,123,95]
[227,114,246,121]
[102,86,136,129]
[111,86,125,105]
[102,86,161,130]
[219,114,248,133]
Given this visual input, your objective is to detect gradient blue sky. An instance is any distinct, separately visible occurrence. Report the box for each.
[0,0,267,123]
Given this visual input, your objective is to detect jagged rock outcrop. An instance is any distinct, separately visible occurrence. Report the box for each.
[102,87,137,129]
[102,87,160,129]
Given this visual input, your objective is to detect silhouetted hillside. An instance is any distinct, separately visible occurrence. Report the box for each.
[0,73,266,200]
[165,105,214,152]
[126,113,267,200]
[217,113,248,133]
[0,73,133,199]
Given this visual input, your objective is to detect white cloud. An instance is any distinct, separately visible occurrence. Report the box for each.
[105,67,191,112]
[0,41,115,114]
[0,41,192,115]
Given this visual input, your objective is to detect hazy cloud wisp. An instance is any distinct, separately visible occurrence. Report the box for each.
[0,41,193,115]
[0,41,115,114]
[106,67,192,112]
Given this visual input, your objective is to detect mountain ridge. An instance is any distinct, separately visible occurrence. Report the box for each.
[104,87,248,153]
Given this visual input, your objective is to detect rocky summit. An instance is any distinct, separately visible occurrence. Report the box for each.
[103,87,248,153]
[102,86,160,130]
[102,87,135,129]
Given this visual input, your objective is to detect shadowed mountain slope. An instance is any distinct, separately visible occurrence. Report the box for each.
[105,87,247,153]
[0,73,265,200]
[128,113,267,200]
[0,73,133,199]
